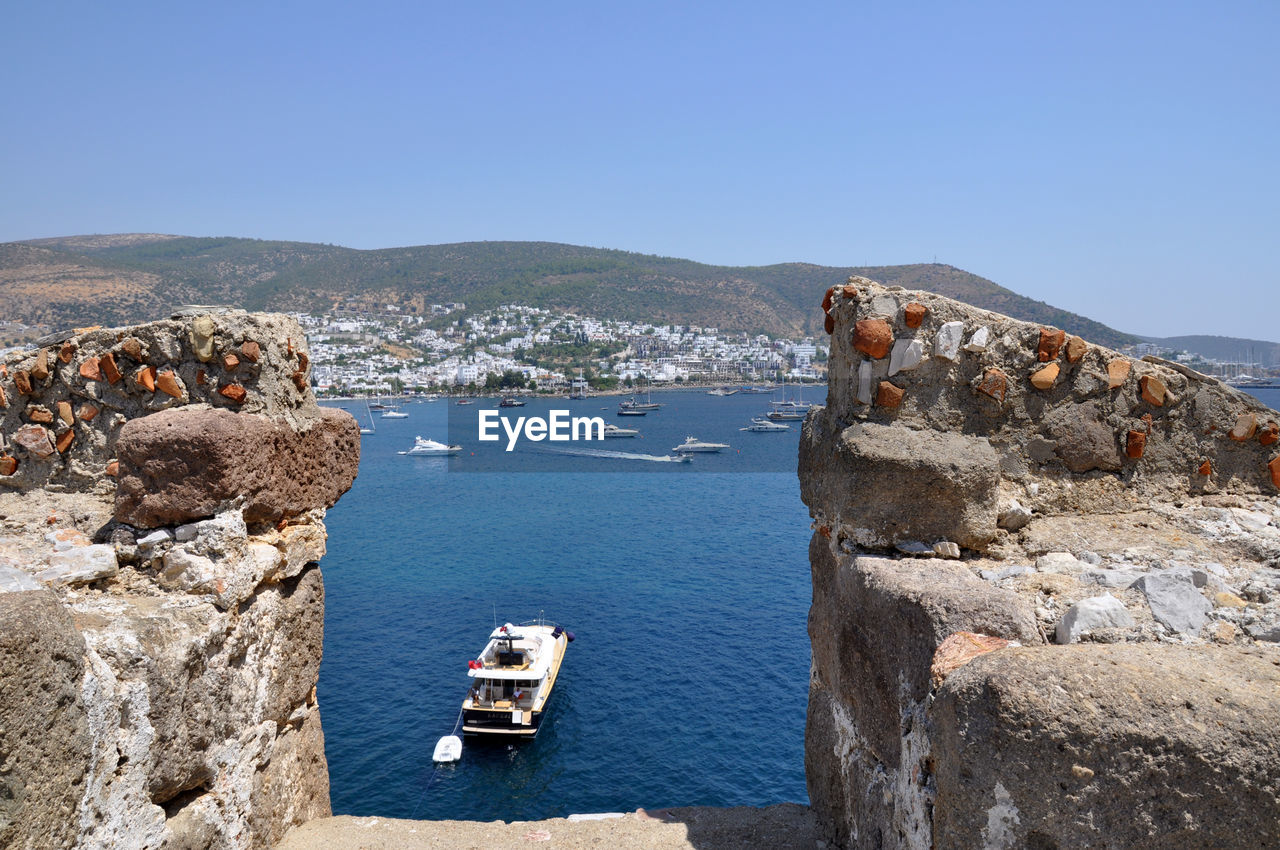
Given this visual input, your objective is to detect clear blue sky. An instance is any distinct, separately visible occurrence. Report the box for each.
[3,1,1276,340]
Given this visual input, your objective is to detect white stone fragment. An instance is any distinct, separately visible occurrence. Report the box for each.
[1055,594,1135,644]
[870,294,899,316]
[0,563,42,593]
[137,529,173,552]
[962,326,990,353]
[888,339,924,376]
[45,529,91,551]
[857,361,873,405]
[175,523,199,543]
[34,544,119,587]
[998,499,1032,531]
[933,541,961,559]
[1230,508,1272,531]
[895,541,933,556]
[934,321,965,360]
[1036,552,1087,575]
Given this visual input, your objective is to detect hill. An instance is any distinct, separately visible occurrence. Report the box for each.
[3,234,1140,346]
[1141,335,1280,367]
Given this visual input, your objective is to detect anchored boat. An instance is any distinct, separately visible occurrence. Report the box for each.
[461,620,573,736]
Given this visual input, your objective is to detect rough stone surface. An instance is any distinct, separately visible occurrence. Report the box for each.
[115,406,359,528]
[800,419,1001,551]
[0,590,91,850]
[931,645,1280,849]
[1132,571,1213,634]
[1054,593,1134,643]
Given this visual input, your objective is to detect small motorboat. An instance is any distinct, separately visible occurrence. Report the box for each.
[603,424,639,438]
[432,734,462,763]
[672,436,730,453]
[499,396,526,408]
[381,408,409,419]
[456,399,475,406]
[399,436,462,456]
[462,619,573,737]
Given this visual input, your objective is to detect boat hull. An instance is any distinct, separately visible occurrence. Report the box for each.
[461,708,547,736]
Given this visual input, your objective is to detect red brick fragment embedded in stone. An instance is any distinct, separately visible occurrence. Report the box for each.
[26,405,54,425]
[1029,363,1059,390]
[196,369,208,386]
[0,384,7,408]
[292,371,307,392]
[298,352,309,372]
[1270,456,1280,488]
[823,313,835,335]
[240,340,261,363]
[853,319,893,359]
[157,371,183,398]
[223,353,240,371]
[1126,430,1147,459]
[219,383,247,404]
[100,352,122,385]
[105,460,119,477]
[1139,375,1166,406]
[55,429,74,454]
[0,455,16,476]
[1260,422,1279,447]
[120,337,143,361]
[59,342,74,364]
[903,302,927,329]
[31,349,49,381]
[1198,460,1212,476]
[822,287,835,313]
[1065,336,1087,363]
[1037,328,1065,362]
[79,357,102,381]
[1228,413,1258,442]
[77,403,99,422]
[876,381,904,408]
[57,401,73,426]
[13,370,32,395]
[976,369,1008,404]
[135,365,157,392]
[931,632,1010,687]
[842,285,857,299]
[1107,359,1130,389]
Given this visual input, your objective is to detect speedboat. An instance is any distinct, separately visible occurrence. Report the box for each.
[381,408,409,419]
[461,620,573,736]
[672,436,730,453]
[399,436,461,456]
[603,423,638,438]
[456,399,475,406]
[499,395,526,407]
[740,417,791,432]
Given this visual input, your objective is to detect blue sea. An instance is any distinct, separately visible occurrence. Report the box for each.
[317,389,815,821]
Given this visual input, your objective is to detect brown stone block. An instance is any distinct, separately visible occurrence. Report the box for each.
[26,405,54,425]
[1198,460,1212,476]
[1029,363,1059,390]
[0,455,16,476]
[1228,413,1258,442]
[77,403,99,422]
[1126,430,1146,459]
[156,371,183,398]
[55,430,74,454]
[13,424,55,459]
[853,319,893,359]
[1064,336,1087,363]
[1139,375,1166,406]
[58,342,74,364]
[120,337,143,361]
[1037,328,1065,361]
[99,352,122,385]
[1260,422,1279,447]
[822,287,835,312]
[114,407,361,528]
[31,349,49,381]
[875,381,904,408]
[57,401,73,426]
[823,312,834,335]
[219,383,247,404]
[78,357,102,381]
[223,353,240,371]
[135,365,157,392]
[240,340,261,363]
[13,370,32,395]
[977,369,1008,404]
[904,302,928,328]
[1271,456,1280,489]
[1107,359,1130,389]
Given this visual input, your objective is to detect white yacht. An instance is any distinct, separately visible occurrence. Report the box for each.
[399,436,461,456]
[381,408,409,419]
[741,417,791,432]
[461,620,573,736]
[602,423,639,438]
[672,436,730,453]
[707,387,738,396]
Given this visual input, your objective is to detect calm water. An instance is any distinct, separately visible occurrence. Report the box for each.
[317,390,815,820]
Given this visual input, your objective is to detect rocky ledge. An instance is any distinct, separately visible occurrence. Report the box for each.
[801,278,1280,849]
[0,312,358,849]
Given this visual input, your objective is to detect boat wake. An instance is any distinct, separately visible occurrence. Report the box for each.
[538,446,691,463]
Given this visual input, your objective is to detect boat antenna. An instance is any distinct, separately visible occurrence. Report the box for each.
[493,604,497,630]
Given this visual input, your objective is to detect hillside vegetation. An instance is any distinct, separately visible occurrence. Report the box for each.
[3,235,1139,347]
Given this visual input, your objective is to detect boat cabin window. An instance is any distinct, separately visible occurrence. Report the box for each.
[497,649,524,666]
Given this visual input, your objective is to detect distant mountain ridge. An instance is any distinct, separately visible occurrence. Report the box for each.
[1140,335,1280,367]
[1,234,1148,348]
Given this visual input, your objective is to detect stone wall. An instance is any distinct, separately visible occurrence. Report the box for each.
[800,278,1280,849]
[0,310,358,849]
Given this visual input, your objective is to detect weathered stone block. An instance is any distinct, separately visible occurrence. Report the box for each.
[931,645,1280,849]
[1229,413,1258,442]
[114,407,360,528]
[800,418,1001,550]
[1054,593,1134,643]
[1044,402,1122,472]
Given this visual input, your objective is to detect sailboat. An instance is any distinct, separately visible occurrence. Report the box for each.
[360,401,376,435]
